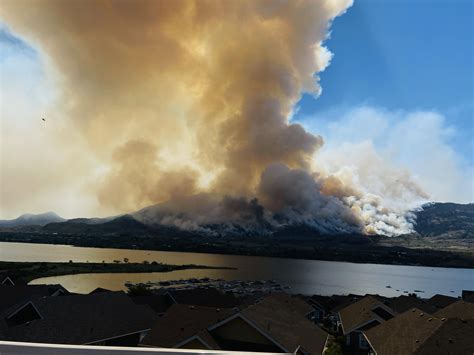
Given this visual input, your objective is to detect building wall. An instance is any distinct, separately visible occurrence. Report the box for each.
[345,332,370,355]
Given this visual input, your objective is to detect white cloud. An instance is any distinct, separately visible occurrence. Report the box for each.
[304,105,474,204]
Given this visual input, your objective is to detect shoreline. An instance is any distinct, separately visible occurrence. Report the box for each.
[0,239,474,270]
[0,260,234,284]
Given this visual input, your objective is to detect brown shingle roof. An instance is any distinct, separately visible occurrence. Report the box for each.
[462,290,474,300]
[338,296,394,334]
[3,291,157,344]
[168,288,242,309]
[385,295,438,314]
[327,294,361,312]
[242,293,328,354]
[416,319,474,355]
[364,309,474,355]
[0,285,60,312]
[364,308,439,355]
[0,274,15,286]
[434,300,474,319]
[141,293,328,354]
[131,295,174,314]
[427,294,458,309]
[140,304,237,348]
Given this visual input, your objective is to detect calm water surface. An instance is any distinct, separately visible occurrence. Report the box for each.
[1,242,472,296]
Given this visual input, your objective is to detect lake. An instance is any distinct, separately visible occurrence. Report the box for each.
[1,242,473,296]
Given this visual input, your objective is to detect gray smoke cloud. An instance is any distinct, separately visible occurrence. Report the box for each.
[1,0,427,236]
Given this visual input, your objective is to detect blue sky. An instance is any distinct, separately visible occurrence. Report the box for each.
[294,0,473,165]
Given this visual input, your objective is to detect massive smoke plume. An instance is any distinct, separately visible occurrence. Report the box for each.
[1,0,427,236]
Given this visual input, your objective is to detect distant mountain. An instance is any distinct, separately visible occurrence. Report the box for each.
[0,212,65,227]
[42,215,153,235]
[413,202,474,238]
[1,202,471,239]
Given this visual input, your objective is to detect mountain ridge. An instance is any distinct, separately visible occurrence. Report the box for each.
[0,211,65,227]
[0,202,472,268]
[1,202,472,239]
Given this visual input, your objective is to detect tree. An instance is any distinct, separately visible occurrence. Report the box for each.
[126,284,153,297]
[324,336,344,355]
[123,257,129,263]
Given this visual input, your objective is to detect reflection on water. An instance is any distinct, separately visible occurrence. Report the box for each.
[2,242,473,297]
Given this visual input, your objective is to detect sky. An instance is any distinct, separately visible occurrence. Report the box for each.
[0,0,473,222]
[293,0,474,203]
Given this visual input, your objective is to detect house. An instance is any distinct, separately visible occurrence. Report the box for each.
[0,273,15,286]
[383,295,437,314]
[413,319,474,355]
[364,308,474,355]
[89,287,113,294]
[130,287,249,317]
[464,294,474,303]
[0,291,158,345]
[0,284,68,313]
[426,294,458,310]
[295,295,327,321]
[140,304,238,349]
[131,294,175,316]
[141,293,329,354]
[462,290,474,301]
[327,294,362,313]
[338,296,396,354]
[238,292,329,354]
[434,300,474,319]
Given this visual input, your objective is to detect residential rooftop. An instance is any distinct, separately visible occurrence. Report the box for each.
[364,308,474,355]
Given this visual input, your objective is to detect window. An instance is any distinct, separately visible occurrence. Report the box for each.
[372,306,394,321]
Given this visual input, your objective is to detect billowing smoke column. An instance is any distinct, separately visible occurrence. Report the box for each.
[1,0,427,236]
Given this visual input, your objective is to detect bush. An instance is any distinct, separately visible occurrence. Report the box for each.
[324,337,343,355]
[126,284,153,297]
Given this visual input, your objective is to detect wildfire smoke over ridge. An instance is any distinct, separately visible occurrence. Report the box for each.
[1,0,427,235]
